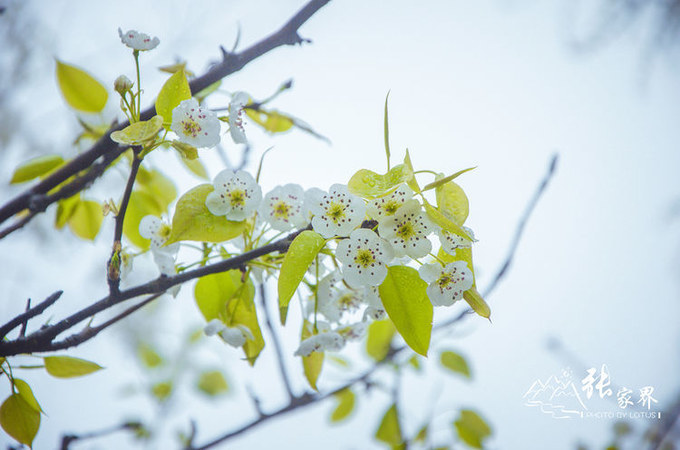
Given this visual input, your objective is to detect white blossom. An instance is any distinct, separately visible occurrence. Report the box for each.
[294,331,345,357]
[204,319,254,348]
[336,228,392,288]
[171,98,221,149]
[308,184,366,238]
[418,261,474,307]
[205,169,262,221]
[139,215,180,296]
[438,226,476,255]
[118,28,159,51]
[260,184,308,231]
[229,92,249,144]
[378,200,434,258]
[337,322,368,341]
[366,185,414,222]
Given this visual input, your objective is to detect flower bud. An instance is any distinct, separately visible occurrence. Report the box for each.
[114,75,133,94]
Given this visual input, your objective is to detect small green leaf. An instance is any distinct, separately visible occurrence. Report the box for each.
[379,266,432,357]
[463,287,491,320]
[68,199,103,241]
[302,320,324,391]
[56,60,108,113]
[151,381,172,402]
[246,108,294,133]
[167,184,246,244]
[177,153,209,180]
[403,149,420,193]
[137,344,163,368]
[330,388,355,423]
[171,140,198,160]
[454,409,492,449]
[123,190,162,250]
[55,194,80,229]
[10,155,64,184]
[440,350,471,378]
[414,425,428,443]
[277,230,326,324]
[384,91,391,169]
[422,167,475,192]
[0,394,40,447]
[347,164,411,199]
[136,167,177,212]
[197,370,229,397]
[110,115,163,145]
[424,202,473,241]
[375,404,403,447]
[13,379,42,413]
[43,355,103,378]
[435,179,470,225]
[365,319,396,362]
[155,69,191,128]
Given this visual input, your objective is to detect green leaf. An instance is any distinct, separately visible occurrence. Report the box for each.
[68,199,103,241]
[171,140,198,160]
[155,69,191,128]
[195,80,222,103]
[55,194,80,229]
[414,425,428,443]
[194,270,264,365]
[424,202,473,241]
[43,356,103,378]
[302,320,324,391]
[384,91,391,169]
[403,149,420,193]
[330,388,355,422]
[197,370,229,396]
[177,153,209,180]
[375,404,403,448]
[110,115,164,145]
[55,60,108,113]
[379,266,432,357]
[245,108,294,133]
[10,155,64,184]
[122,190,162,250]
[137,344,163,368]
[422,167,475,192]
[454,409,492,449]
[277,231,326,324]
[347,164,412,199]
[151,381,172,402]
[0,394,40,447]
[463,287,491,320]
[440,350,471,378]
[13,379,42,413]
[136,167,177,213]
[365,319,396,362]
[435,179,469,225]
[167,184,246,244]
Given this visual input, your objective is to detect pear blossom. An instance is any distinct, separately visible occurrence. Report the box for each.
[205,169,262,221]
[139,215,180,296]
[294,331,345,357]
[204,319,254,348]
[337,322,368,341]
[336,229,392,288]
[438,226,476,255]
[259,184,308,231]
[418,261,473,307]
[307,184,366,238]
[228,92,249,144]
[366,185,414,221]
[378,200,434,258]
[171,98,221,148]
[118,28,159,51]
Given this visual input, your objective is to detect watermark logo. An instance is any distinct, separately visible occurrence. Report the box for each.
[523,365,660,419]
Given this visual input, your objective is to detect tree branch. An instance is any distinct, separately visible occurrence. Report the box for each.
[0,291,62,340]
[0,0,332,235]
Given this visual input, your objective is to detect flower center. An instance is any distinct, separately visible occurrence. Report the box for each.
[396,222,415,240]
[229,189,246,207]
[436,274,453,289]
[182,119,202,138]
[158,224,172,240]
[326,202,346,223]
[354,249,375,268]
[273,201,291,219]
[383,200,400,215]
[337,293,359,311]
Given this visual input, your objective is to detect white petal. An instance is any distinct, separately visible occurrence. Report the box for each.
[205,191,230,216]
[219,327,247,347]
[418,263,441,283]
[139,215,162,239]
[204,319,226,336]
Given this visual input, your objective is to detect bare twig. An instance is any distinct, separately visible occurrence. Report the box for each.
[0,291,62,340]
[60,421,144,450]
[19,299,31,338]
[259,284,295,400]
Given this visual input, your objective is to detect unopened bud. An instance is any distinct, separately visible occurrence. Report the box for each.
[114,75,133,94]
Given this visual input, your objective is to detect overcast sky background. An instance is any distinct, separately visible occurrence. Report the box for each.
[1,0,679,448]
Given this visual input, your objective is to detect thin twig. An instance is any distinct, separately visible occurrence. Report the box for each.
[259,284,295,400]
[19,299,31,338]
[60,421,143,450]
[0,291,63,340]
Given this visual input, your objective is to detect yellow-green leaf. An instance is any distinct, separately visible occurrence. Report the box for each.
[152,381,172,402]
[137,344,163,368]
[68,199,103,241]
[384,91,391,169]
[197,370,229,396]
[195,80,222,103]
[10,155,64,184]
[379,266,432,357]
[463,287,491,320]
[167,184,246,244]
[55,60,108,113]
[43,355,103,378]
[123,190,162,250]
[136,167,177,212]
[365,319,396,362]
[155,69,191,128]
[440,350,471,378]
[171,140,198,160]
[330,388,355,422]
[246,108,294,133]
[424,202,473,241]
[0,394,40,447]
[347,164,411,199]
[302,320,324,391]
[435,179,469,225]
[55,194,80,229]
[278,231,326,325]
[422,167,475,192]
[177,153,209,180]
[110,115,163,145]
[375,403,403,447]
[403,149,420,193]
[13,379,42,413]
[454,409,492,449]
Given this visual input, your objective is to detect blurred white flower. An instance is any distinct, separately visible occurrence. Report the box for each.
[260,184,308,231]
[378,200,433,258]
[366,185,414,222]
[139,215,180,296]
[204,319,254,348]
[229,92,249,144]
[205,169,262,221]
[438,226,475,255]
[335,228,392,288]
[171,98,221,149]
[118,28,159,51]
[337,322,368,341]
[294,331,345,357]
[308,184,366,238]
[418,261,473,306]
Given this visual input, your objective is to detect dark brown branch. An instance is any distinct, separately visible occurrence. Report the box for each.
[0,291,62,340]
[61,421,144,450]
[0,0,331,235]
[259,284,295,400]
